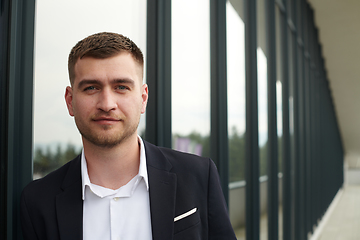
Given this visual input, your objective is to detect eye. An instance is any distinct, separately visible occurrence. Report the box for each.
[83,86,97,91]
[116,85,130,91]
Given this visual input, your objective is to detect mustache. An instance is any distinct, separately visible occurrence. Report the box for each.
[91,112,122,121]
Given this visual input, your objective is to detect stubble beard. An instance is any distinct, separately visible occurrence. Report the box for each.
[75,117,140,148]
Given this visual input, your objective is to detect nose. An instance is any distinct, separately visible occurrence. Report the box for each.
[97,89,117,112]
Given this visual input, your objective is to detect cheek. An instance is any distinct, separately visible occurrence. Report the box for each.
[119,97,142,115]
[73,98,93,116]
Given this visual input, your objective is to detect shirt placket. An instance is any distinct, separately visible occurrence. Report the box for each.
[110,196,122,240]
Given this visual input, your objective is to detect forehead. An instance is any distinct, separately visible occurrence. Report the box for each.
[73,53,143,86]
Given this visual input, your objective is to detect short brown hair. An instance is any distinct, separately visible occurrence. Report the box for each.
[68,32,144,84]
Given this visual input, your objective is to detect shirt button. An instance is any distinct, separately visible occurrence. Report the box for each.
[113,197,119,201]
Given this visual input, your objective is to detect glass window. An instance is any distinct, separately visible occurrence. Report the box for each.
[257,0,268,238]
[288,20,295,180]
[257,48,268,177]
[171,0,210,157]
[276,5,283,240]
[227,0,246,183]
[33,0,147,178]
[227,0,246,237]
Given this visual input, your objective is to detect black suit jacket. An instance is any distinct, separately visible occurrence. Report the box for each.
[21,141,236,240]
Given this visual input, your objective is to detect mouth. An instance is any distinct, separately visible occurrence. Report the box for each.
[92,116,122,125]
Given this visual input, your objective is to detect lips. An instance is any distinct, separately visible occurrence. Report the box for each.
[92,115,122,124]
[94,117,119,121]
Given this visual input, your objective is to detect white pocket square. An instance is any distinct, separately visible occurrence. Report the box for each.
[174,208,197,222]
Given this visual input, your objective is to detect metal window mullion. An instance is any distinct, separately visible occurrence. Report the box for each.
[313,32,320,227]
[311,10,320,229]
[302,3,310,235]
[314,72,320,229]
[244,0,260,239]
[266,0,279,239]
[292,0,305,239]
[0,1,11,238]
[310,69,317,229]
[319,72,326,219]
[145,0,172,148]
[297,46,306,240]
[297,0,310,239]
[304,3,316,235]
[6,0,36,239]
[294,2,306,239]
[279,1,292,239]
[210,0,229,204]
[287,2,300,240]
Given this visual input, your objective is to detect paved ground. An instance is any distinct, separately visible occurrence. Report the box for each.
[315,185,360,240]
[234,209,281,240]
[233,185,360,240]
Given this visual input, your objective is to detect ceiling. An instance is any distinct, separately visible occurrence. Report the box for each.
[307,0,360,165]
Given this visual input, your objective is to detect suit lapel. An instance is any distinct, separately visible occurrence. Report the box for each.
[55,155,83,240]
[53,143,177,240]
[144,141,177,240]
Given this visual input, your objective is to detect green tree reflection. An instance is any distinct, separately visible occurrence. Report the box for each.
[33,143,80,177]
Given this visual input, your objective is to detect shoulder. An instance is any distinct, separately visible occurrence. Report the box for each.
[145,140,213,169]
[22,155,81,201]
[159,146,209,164]
[144,141,217,180]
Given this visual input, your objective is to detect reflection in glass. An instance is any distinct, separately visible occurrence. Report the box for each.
[227,0,246,237]
[275,7,284,238]
[257,0,268,238]
[257,47,268,240]
[171,0,210,157]
[33,0,147,178]
[227,1,246,183]
[257,48,268,177]
[277,79,284,240]
[277,80,283,170]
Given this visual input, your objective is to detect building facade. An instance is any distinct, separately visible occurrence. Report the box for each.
[0,0,344,240]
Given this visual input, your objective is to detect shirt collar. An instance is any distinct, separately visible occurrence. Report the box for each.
[81,135,149,200]
[138,135,149,190]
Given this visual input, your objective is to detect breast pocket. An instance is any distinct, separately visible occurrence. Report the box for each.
[173,208,201,235]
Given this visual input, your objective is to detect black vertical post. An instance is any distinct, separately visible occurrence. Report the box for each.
[321,58,328,218]
[315,16,321,230]
[292,0,303,239]
[308,7,316,232]
[296,53,305,240]
[266,0,278,239]
[319,61,326,225]
[311,23,316,229]
[146,0,172,148]
[302,2,312,237]
[210,0,229,203]
[0,0,11,238]
[286,2,298,239]
[295,0,307,238]
[5,0,36,239]
[278,0,292,239]
[244,0,260,239]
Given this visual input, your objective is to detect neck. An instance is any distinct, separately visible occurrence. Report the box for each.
[82,133,140,190]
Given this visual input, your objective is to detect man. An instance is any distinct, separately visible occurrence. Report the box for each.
[21,32,236,240]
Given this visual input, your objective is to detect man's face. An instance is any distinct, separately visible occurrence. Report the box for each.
[65,52,148,148]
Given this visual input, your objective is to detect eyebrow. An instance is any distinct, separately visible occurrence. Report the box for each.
[112,78,135,87]
[77,78,135,89]
[77,80,99,89]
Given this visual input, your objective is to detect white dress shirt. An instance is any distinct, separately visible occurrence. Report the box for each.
[81,136,152,240]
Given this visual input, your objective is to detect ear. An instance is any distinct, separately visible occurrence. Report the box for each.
[65,86,75,116]
[141,84,148,114]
